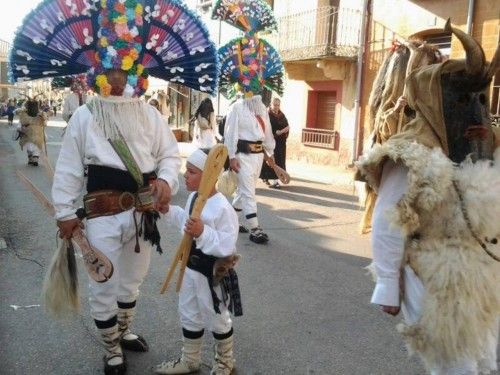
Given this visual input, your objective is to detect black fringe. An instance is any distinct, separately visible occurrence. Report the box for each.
[142,211,163,254]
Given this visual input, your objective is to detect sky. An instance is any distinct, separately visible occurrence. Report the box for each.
[0,0,199,43]
[0,0,41,43]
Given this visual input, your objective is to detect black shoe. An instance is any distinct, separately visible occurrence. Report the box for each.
[249,228,269,244]
[120,334,149,352]
[239,225,249,233]
[104,354,127,375]
[269,182,280,189]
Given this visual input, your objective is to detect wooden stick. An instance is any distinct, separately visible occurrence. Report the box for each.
[264,154,290,184]
[160,235,189,294]
[16,170,114,283]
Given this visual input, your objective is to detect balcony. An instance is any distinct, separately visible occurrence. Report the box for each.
[302,128,340,150]
[0,39,10,61]
[265,6,361,62]
[196,0,212,12]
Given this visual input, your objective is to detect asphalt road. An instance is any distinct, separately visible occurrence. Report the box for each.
[0,118,428,374]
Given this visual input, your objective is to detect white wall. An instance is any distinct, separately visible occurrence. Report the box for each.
[279,78,308,135]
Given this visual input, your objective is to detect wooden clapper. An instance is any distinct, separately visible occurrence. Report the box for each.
[160,144,228,294]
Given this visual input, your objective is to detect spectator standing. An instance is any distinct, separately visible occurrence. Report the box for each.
[192,98,217,148]
[260,98,289,188]
[6,99,16,125]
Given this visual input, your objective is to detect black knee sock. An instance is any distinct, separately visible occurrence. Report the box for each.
[94,315,118,329]
[182,328,204,339]
[212,328,233,340]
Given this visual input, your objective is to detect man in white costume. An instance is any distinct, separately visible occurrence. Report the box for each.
[224,95,275,243]
[358,21,500,375]
[53,67,180,374]
[62,79,86,122]
[11,0,219,373]
[155,148,240,375]
[213,0,285,245]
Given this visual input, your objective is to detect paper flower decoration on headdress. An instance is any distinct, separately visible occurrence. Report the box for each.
[10,0,219,97]
[212,0,283,99]
[86,0,148,96]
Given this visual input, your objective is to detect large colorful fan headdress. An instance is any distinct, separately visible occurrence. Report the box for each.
[212,0,284,99]
[10,0,219,97]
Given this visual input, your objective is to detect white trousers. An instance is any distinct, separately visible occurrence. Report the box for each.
[232,152,264,229]
[26,142,41,157]
[85,210,152,321]
[179,268,232,334]
[402,265,498,375]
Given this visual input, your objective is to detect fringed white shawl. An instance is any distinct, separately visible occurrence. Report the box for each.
[87,95,151,141]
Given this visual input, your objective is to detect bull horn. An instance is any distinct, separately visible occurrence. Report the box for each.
[444,18,485,75]
[486,43,500,79]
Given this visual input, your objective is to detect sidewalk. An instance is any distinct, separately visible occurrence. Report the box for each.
[178,142,356,188]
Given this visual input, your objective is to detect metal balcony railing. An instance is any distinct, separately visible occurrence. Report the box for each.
[301,128,340,150]
[0,39,10,60]
[265,6,361,61]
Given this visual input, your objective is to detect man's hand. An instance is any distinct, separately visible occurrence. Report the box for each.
[266,155,276,168]
[229,158,240,173]
[381,305,400,316]
[57,218,82,239]
[184,217,204,238]
[464,125,490,140]
[394,96,407,112]
[151,179,171,213]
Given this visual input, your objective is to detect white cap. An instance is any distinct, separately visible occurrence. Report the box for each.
[186,149,208,171]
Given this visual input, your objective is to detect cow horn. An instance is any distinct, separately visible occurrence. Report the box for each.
[444,18,485,75]
[486,43,500,79]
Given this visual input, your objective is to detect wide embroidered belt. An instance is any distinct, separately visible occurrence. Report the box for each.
[83,187,154,219]
[237,140,263,154]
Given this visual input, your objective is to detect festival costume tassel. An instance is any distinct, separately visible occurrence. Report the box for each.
[42,239,80,317]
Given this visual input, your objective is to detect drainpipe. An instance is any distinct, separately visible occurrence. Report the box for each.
[466,0,475,35]
[351,0,370,164]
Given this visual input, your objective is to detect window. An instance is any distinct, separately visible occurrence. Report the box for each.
[303,88,340,150]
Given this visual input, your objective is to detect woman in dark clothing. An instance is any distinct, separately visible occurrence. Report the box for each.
[6,99,16,125]
[260,98,289,188]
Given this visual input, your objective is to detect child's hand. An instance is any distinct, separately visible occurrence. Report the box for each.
[184,217,204,238]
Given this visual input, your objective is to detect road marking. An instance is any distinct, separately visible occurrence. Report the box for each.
[0,237,6,250]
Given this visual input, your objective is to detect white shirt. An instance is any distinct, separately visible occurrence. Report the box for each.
[164,192,238,258]
[62,92,84,122]
[370,160,408,307]
[52,97,181,221]
[192,112,217,148]
[224,99,275,159]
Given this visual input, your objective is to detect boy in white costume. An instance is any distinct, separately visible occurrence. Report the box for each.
[155,148,239,375]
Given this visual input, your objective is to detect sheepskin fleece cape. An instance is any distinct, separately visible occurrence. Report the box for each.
[18,110,48,151]
[359,141,500,371]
